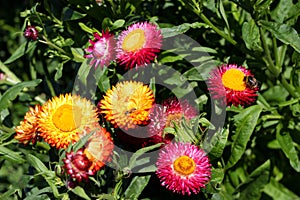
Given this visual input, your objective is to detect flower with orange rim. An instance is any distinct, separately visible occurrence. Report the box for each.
[99,81,154,130]
[15,104,42,145]
[83,125,114,172]
[38,93,99,149]
[207,64,259,107]
[116,22,162,69]
[156,142,211,195]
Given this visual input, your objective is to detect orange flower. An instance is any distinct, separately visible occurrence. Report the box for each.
[15,105,42,145]
[38,94,99,149]
[99,81,154,130]
[83,125,114,172]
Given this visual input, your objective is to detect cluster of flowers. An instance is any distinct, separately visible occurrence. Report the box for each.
[18,21,260,195]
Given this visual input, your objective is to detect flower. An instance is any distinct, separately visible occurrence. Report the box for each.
[63,149,94,183]
[156,142,211,195]
[85,31,116,68]
[116,22,162,69]
[38,94,99,149]
[15,105,42,145]
[148,98,197,144]
[99,81,154,130]
[83,125,114,172]
[23,25,38,41]
[207,64,259,106]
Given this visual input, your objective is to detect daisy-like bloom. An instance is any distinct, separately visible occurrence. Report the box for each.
[23,25,38,41]
[38,94,99,149]
[148,98,197,144]
[85,31,116,68]
[116,22,162,69]
[99,81,154,130]
[14,105,42,145]
[156,142,211,195]
[207,64,259,107]
[83,125,114,172]
[63,149,95,183]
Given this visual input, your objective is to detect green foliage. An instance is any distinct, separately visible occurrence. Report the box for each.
[1,0,300,199]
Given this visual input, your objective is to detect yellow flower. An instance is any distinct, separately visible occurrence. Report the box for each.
[99,81,154,130]
[38,94,99,149]
[15,105,42,145]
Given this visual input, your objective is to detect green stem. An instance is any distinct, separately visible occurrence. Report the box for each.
[273,36,279,68]
[199,13,237,46]
[41,55,56,97]
[39,36,71,57]
[259,27,280,77]
[281,75,299,98]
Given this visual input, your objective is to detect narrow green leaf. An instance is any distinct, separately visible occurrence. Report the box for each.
[242,20,263,52]
[76,59,91,86]
[71,186,91,200]
[263,178,300,200]
[207,126,229,159]
[237,160,270,200]
[62,7,87,21]
[128,143,162,169]
[276,124,300,172]
[27,154,49,173]
[219,0,230,32]
[226,105,262,169]
[4,41,37,64]
[111,19,125,30]
[0,79,41,111]
[161,22,209,38]
[0,146,25,163]
[0,61,21,83]
[71,47,85,63]
[259,20,300,53]
[78,22,94,34]
[124,175,151,200]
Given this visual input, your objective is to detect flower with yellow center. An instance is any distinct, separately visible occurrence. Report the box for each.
[99,81,154,130]
[156,142,211,195]
[15,104,42,145]
[207,64,259,106]
[38,94,99,149]
[116,22,162,69]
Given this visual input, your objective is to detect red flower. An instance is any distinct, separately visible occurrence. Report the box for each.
[23,26,38,41]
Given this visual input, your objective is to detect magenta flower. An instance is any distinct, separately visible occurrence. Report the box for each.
[116,22,162,69]
[23,25,38,41]
[148,98,197,144]
[207,64,259,106]
[156,142,211,195]
[85,31,116,68]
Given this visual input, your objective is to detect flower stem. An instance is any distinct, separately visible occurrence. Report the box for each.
[39,36,71,57]
[199,13,237,46]
[40,55,56,97]
[259,27,280,77]
[281,75,300,98]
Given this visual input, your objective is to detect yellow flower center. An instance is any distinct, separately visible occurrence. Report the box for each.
[122,29,145,52]
[221,68,246,91]
[52,104,82,132]
[173,155,196,176]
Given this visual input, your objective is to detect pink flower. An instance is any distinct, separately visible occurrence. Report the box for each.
[85,31,116,68]
[207,64,259,106]
[23,25,38,41]
[156,142,211,195]
[148,98,197,144]
[116,22,162,69]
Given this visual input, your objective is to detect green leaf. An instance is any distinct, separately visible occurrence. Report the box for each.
[0,145,25,163]
[111,19,125,30]
[161,22,209,38]
[26,154,49,173]
[124,175,151,200]
[4,41,37,64]
[276,123,300,172]
[207,126,229,159]
[128,143,162,169]
[71,47,85,62]
[78,22,94,34]
[0,61,21,83]
[76,59,91,86]
[259,20,300,53]
[71,186,91,200]
[263,178,300,200]
[72,129,96,153]
[226,105,262,169]
[0,79,42,112]
[62,7,87,21]
[242,20,263,52]
[237,160,270,200]
[219,0,230,32]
